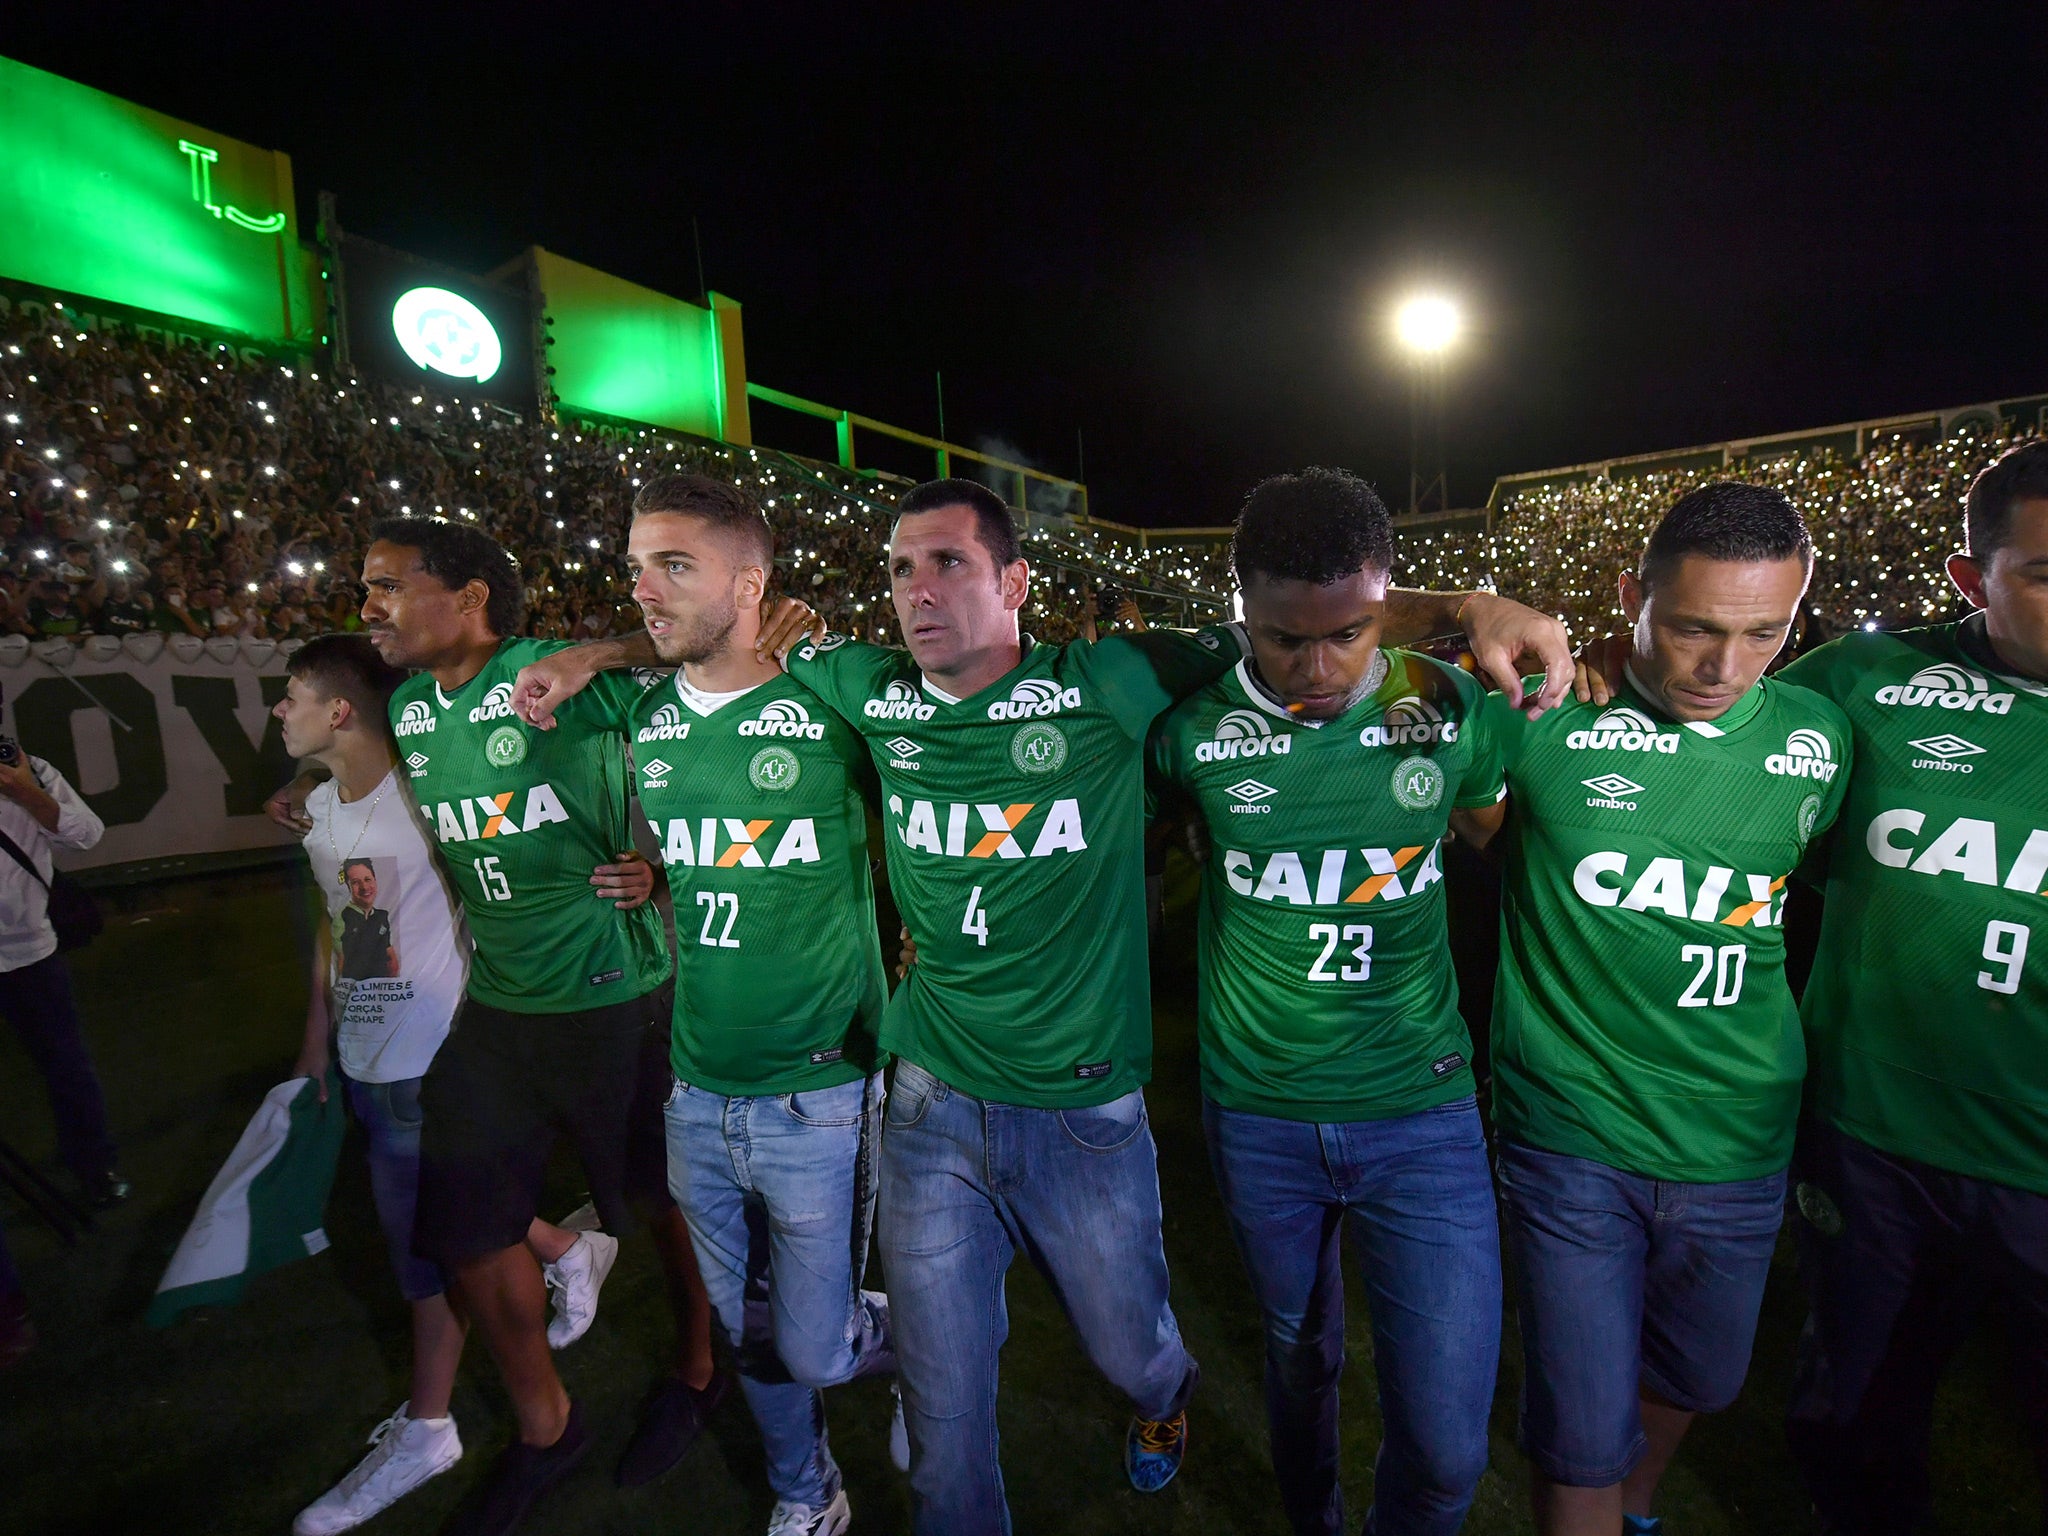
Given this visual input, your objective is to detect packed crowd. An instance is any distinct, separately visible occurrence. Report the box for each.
[1398,430,2036,636]
[0,308,1217,653]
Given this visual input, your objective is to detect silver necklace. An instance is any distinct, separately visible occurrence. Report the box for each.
[328,772,395,887]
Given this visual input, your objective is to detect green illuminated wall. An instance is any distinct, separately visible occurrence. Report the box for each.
[0,55,310,343]
[533,248,736,439]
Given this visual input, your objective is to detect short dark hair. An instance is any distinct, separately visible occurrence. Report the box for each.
[894,478,1021,569]
[1639,481,1813,590]
[1231,467,1394,587]
[367,516,525,636]
[1965,440,2048,559]
[287,633,408,738]
[341,858,376,881]
[631,474,774,566]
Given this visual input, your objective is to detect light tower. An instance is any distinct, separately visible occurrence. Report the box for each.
[1393,293,1461,515]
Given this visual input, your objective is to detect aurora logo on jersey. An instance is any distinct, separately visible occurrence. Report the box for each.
[987,678,1083,721]
[886,795,1088,858]
[1874,663,2015,714]
[650,816,820,868]
[1222,843,1444,904]
[419,784,571,843]
[740,699,827,740]
[1866,809,2048,893]
[1765,728,1840,782]
[1566,705,1681,754]
[865,680,936,722]
[1360,696,1461,749]
[468,682,517,724]
[638,703,691,743]
[1572,851,1789,926]
[1196,708,1293,763]
[1908,734,1983,773]
[395,699,436,738]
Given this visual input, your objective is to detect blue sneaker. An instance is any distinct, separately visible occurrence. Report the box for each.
[1623,1517,1663,1535]
[1125,1411,1188,1493]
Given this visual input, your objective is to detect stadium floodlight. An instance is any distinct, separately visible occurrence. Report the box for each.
[1394,294,1461,355]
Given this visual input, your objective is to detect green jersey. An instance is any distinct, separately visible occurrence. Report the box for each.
[1782,618,2048,1193]
[630,671,885,1096]
[1487,674,1853,1181]
[391,638,671,1015]
[1150,649,1504,1123]
[788,627,1242,1107]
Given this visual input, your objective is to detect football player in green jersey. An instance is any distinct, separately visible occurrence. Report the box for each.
[1149,469,1506,1536]
[357,519,718,1535]
[621,475,896,1536]
[1768,441,2048,1533]
[1464,484,1852,1536]
[511,476,1576,1535]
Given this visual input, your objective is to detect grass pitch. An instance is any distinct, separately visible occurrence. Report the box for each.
[0,863,2036,1534]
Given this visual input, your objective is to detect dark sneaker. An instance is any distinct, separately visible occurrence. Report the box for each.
[0,1292,34,1369]
[444,1400,588,1536]
[615,1368,731,1487]
[1623,1519,1663,1535]
[1126,1410,1188,1493]
[81,1167,132,1208]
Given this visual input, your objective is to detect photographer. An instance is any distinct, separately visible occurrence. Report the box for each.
[0,741,127,1210]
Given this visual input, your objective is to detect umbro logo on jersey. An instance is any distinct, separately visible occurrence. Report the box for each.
[739,698,826,740]
[1196,708,1292,763]
[1908,734,1984,774]
[395,699,436,737]
[1583,773,1645,810]
[865,679,936,721]
[1875,663,2015,714]
[884,735,923,771]
[1573,851,1788,927]
[1224,779,1278,814]
[406,751,430,779]
[1765,728,1840,782]
[1360,696,1461,749]
[638,702,691,743]
[468,681,517,724]
[642,758,675,788]
[1567,705,1681,754]
[986,677,1083,721]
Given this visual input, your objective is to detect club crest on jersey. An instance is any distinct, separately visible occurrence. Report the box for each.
[1875,663,2015,713]
[986,677,1083,721]
[865,679,936,721]
[468,681,517,724]
[1360,696,1460,749]
[1197,708,1292,763]
[740,698,827,740]
[638,702,691,743]
[485,725,527,768]
[395,699,436,738]
[1765,728,1840,782]
[750,746,802,792]
[1011,722,1068,775]
[1390,756,1444,811]
[1567,705,1681,754]
[1908,733,1983,773]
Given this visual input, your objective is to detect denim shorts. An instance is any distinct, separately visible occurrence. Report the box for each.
[1496,1139,1787,1485]
[343,1074,445,1303]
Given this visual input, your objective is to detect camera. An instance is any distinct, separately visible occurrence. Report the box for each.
[0,685,17,767]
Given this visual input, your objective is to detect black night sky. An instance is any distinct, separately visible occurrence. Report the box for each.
[12,3,2048,526]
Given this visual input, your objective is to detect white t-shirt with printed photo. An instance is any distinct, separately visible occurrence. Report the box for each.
[305,768,470,1084]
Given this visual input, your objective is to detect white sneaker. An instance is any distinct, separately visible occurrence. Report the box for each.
[292,1403,462,1535]
[767,1489,852,1536]
[543,1229,619,1348]
[889,1383,910,1472]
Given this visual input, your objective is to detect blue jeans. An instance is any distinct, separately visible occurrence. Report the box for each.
[1787,1119,2048,1534]
[0,953,116,1180]
[879,1060,1199,1536]
[1496,1140,1786,1486]
[665,1072,894,1506]
[342,1075,444,1303]
[1203,1096,1501,1536]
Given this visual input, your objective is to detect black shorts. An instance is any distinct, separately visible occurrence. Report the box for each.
[413,983,674,1271]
